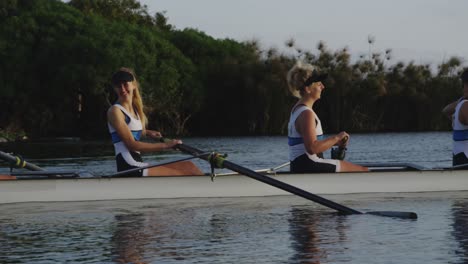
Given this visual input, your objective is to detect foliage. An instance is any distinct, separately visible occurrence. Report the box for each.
[0,0,465,140]
[0,0,198,138]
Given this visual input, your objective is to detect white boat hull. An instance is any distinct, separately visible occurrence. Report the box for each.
[1,169,468,204]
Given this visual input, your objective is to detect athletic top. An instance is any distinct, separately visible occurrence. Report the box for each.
[288,105,324,161]
[108,104,148,168]
[453,99,468,156]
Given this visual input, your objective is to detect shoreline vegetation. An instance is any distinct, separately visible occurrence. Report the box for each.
[0,0,465,141]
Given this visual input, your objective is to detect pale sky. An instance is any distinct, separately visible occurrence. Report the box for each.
[141,0,468,66]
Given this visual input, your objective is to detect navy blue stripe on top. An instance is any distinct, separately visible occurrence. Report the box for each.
[288,135,324,146]
[453,129,468,141]
[111,130,142,144]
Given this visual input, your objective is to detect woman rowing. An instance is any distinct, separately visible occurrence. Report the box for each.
[442,69,468,166]
[107,68,203,176]
[286,61,368,173]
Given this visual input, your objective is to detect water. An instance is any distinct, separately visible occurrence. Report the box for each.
[0,131,454,175]
[1,132,467,263]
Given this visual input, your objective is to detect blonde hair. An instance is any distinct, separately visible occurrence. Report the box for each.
[117,67,148,128]
[286,61,317,98]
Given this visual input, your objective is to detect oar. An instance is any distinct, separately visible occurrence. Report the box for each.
[161,138,417,219]
[213,161,291,176]
[105,153,209,178]
[0,150,44,171]
[10,170,93,178]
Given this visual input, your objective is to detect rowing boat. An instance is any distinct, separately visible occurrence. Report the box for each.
[1,163,467,204]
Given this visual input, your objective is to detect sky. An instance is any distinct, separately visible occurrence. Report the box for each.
[140,0,468,66]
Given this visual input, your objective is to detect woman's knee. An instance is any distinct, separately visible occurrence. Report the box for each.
[339,161,368,172]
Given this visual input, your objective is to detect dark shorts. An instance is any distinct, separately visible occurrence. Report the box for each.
[116,151,145,177]
[290,154,337,173]
[453,152,468,167]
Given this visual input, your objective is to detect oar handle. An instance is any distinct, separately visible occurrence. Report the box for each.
[0,151,44,171]
[342,135,349,143]
[159,137,211,158]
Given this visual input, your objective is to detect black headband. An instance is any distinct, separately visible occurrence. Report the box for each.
[303,70,328,87]
[461,70,468,83]
[111,71,134,86]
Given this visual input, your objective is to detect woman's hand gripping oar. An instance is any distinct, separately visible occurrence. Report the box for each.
[161,138,417,220]
[331,136,348,160]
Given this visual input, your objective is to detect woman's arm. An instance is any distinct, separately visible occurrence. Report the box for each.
[144,129,162,139]
[296,111,348,155]
[107,106,179,152]
[458,101,468,125]
[442,98,462,119]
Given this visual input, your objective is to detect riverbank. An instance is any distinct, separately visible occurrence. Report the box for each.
[0,129,28,143]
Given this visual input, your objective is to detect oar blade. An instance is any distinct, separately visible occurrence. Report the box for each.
[366,211,418,219]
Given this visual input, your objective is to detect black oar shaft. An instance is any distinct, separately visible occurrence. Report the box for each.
[223,159,362,215]
[0,150,43,171]
[175,143,361,215]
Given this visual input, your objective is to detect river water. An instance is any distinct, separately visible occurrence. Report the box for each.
[1,132,468,263]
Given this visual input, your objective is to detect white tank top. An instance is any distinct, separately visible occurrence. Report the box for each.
[108,104,147,167]
[453,99,468,156]
[288,105,324,161]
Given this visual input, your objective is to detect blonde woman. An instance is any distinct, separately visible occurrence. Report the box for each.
[287,62,368,173]
[107,68,203,176]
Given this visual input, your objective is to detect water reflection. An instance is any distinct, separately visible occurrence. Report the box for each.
[108,201,293,263]
[112,213,150,264]
[452,200,468,263]
[2,194,468,263]
[110,205,225,263]
[288,206,348,264]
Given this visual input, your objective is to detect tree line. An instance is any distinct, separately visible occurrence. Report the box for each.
[0,0,465,140]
